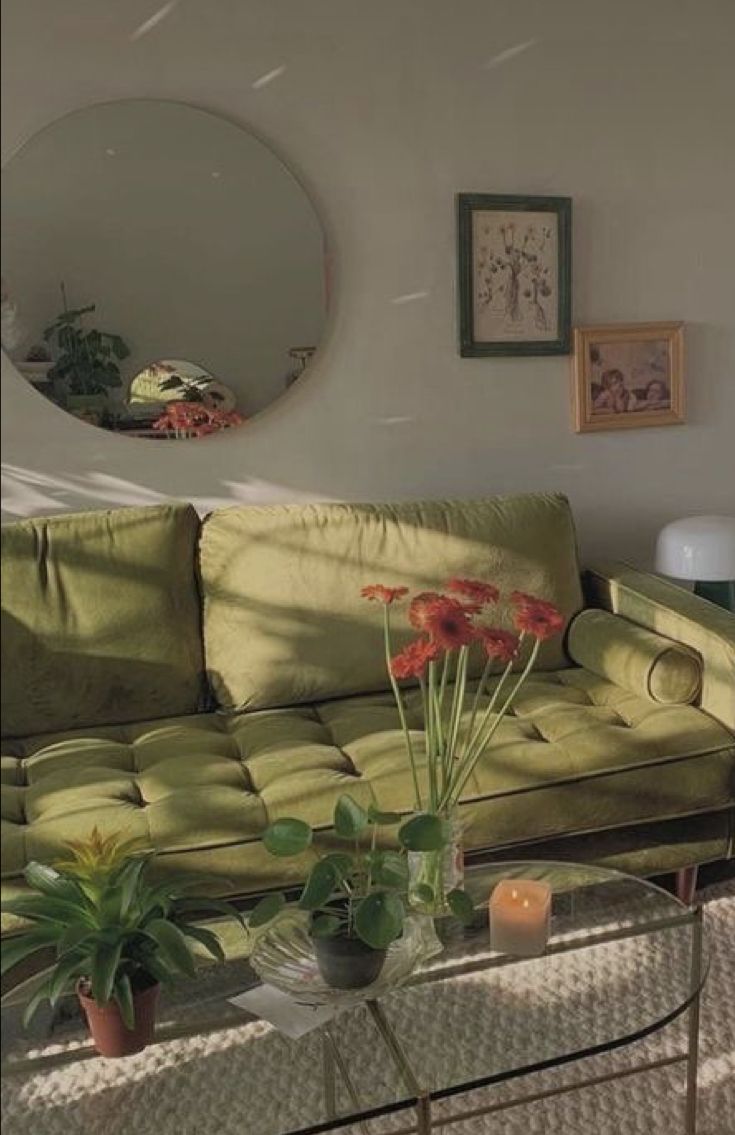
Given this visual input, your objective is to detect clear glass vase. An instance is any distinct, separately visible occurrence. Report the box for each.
[407,810,464,917]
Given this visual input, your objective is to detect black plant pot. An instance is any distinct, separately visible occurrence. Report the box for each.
[312,934,387,990]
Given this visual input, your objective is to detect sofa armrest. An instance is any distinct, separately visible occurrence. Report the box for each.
[583,561,735,731]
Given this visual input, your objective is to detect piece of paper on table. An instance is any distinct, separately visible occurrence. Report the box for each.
[229,984,336,1039]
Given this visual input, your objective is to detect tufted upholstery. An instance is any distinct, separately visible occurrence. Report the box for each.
[3,669,733,907]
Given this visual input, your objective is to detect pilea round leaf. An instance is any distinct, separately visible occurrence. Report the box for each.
[333,795,369,839]
[298,860,338,911]
[310,914,342,939]
[248,892,286,928]
[398,813,447,852]
[367,804,403,826]
[262,818,313,858]
[447,888,475,925]
[369,851,409,889]
[354,892,404,950]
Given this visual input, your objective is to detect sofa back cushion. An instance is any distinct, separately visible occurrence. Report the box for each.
[1,503,206,738]
[199,493,584,712]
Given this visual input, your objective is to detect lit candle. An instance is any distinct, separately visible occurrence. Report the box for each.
[489,879,552,957]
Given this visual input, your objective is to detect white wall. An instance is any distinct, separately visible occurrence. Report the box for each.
[1,99,325,415]
[2,0,734,565]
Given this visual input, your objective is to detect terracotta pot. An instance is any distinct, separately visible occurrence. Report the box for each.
[76,979,160,1058]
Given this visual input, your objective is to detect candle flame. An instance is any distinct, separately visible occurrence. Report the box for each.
[523,898,530,909]
[511,888,518,899]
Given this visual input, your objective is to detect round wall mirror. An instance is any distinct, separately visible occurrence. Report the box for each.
[1,100,328,439]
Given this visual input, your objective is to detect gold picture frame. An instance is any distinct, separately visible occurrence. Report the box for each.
[571,322,684,433]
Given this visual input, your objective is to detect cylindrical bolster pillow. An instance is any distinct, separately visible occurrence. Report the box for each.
[567,609,703,705]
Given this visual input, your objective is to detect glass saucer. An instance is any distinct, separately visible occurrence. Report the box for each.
[249,911,444,1008]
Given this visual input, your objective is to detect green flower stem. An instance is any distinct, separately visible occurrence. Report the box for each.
[458,631,530,774]
[465,656,493,750]
[456,653,516,776]
[428,660,444,756]
[438,652,451,718]
[431,678,447,801]
[419,673,437,811]
[445,646,469,775]
[384,607,423,811]
[447,637,541,808]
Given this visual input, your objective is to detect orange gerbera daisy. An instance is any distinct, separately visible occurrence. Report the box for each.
[415,595,477,650]
[446,578,500,605]
[390,637,442,680]
[477,627,520,663]
[360,584,409,605]
[512,600,564,640]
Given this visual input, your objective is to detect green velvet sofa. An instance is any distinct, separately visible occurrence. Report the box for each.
[2,493,734,932]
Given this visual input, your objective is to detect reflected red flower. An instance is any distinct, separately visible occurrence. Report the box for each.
[478,627,520,663]
[446,578,500,605]
[361,585,409,605]
[390,637,441,680]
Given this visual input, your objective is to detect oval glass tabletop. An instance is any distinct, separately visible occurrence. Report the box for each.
[1,860,708,1135]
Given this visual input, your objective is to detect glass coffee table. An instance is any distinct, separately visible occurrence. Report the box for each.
[1,861,708,1135]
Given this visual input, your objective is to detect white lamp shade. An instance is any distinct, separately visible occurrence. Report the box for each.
[655,516,735,581]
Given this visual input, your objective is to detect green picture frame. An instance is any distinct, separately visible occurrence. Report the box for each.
[457,193,572,357]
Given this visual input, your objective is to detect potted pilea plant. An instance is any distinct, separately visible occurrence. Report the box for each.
[43,284,130,419]
[0,829,244,1058]
[249,794,474,990]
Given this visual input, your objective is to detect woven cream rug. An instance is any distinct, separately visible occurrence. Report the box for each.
[2,885,733,1135]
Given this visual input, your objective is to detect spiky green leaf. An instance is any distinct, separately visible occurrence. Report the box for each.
[113,973,135,1030]
[144,919,197,978]
[90,939,123,1005]
[1,926,63,976]
[178,923,226,964]
[22,975,54,1030]
[24,862,83,901]
[49,951,85,1007]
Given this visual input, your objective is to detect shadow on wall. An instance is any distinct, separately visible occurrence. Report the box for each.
[0,462,324,522]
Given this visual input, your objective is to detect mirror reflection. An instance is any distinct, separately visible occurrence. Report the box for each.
[1,100,328,439]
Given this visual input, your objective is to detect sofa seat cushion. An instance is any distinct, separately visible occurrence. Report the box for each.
[2,671,733,912]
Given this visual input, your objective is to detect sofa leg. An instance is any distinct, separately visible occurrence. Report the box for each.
[675,866,699,905]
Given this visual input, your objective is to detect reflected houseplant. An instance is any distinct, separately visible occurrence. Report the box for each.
[249,794,472,990]
[43,284,130,419]
[361,582,564,913]
[0,829,244,1058]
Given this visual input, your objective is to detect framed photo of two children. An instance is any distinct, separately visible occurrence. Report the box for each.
[571,322,685,433]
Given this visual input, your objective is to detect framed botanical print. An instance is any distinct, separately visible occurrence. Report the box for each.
[457,193,572,356]
[571,322,684,433]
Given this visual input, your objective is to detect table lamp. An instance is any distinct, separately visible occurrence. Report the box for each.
[655,516,735,611]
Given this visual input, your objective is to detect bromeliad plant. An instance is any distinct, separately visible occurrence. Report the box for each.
[360,582,564,818]
[249,794,473,987]
[0,829,244,1053]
